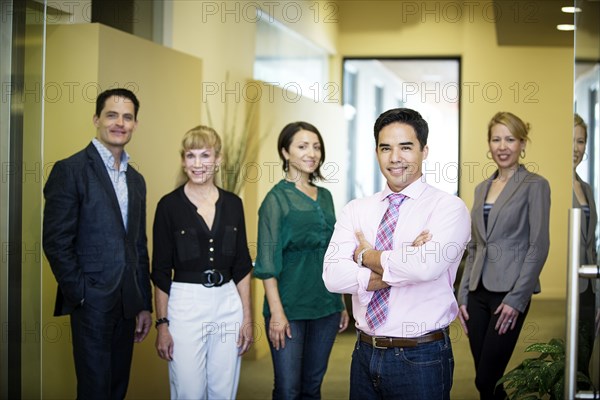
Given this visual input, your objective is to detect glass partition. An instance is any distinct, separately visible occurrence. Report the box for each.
[572,0,600,395]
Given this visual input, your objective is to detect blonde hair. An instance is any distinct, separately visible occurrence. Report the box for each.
[487,112,530,142]
[176,125,222,187]
[574,113,588,141]
[180,125,222,157]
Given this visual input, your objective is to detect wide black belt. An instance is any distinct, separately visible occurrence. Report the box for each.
[359,328,446,349]
[174,269,232,288]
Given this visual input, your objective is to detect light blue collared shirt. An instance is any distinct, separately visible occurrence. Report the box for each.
[92,138,129,230]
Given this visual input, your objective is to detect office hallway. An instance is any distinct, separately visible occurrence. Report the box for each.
[238,299,566,399]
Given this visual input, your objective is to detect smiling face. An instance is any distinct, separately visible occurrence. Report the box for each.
[182,147,221,186]
[573,124,587,168]
[376,122,428,192]
[93,95,137,155]
[488,123,525,170]
[282,129,322,180]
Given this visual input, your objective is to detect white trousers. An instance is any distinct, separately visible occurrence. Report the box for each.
[168,281,243,400]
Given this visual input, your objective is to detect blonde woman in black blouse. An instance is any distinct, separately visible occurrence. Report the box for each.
[151,126,253,399]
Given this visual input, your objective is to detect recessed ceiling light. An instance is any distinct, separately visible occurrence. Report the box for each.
[557,24,575,31]
[561,6,582,13]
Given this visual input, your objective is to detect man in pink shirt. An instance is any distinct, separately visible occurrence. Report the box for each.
[323,108,471,400]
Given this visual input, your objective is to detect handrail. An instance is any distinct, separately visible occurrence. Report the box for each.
[566,208,581,399]
[579,265,600,279]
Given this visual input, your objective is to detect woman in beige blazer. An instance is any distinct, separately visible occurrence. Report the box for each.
[573,113,598,382]
[458,112,551,400]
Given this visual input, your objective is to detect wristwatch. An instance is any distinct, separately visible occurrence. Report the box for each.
[155,317,170,328]
[357,249,368,267]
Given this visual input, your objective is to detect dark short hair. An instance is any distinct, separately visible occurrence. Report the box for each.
[374,108,428,150]
[95,88,140,119]
[277,121,326,183]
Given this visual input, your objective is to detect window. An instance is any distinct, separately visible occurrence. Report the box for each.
[343,58,461,197]
[254,14,329,101]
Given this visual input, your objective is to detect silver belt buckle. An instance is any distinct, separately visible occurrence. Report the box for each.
[203,269,224,287]
[371,336,388,350]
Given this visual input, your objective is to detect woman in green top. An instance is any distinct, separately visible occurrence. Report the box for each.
[255,121,349,399]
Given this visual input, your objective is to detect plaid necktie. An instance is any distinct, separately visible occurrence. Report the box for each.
[365,193,406,330]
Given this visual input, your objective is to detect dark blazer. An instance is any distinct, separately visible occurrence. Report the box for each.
[43,142,152,317]
[458,165,551,313]
[574,174,598,292]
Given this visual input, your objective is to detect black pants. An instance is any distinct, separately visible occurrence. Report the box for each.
[466,285,530,400]
[70,301,136,400]
[578,284,596,385]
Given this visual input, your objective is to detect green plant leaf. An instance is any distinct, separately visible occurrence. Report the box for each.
[499,338,570,400]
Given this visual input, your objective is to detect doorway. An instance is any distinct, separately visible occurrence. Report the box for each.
[343,58,461,198]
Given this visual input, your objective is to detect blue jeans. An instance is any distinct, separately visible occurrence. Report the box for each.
[266,312,340,400]
[350,329,454,400]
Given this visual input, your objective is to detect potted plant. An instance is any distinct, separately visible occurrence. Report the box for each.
[497,338,592,399]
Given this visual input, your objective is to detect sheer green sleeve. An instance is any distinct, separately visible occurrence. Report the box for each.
[254,190,285,280]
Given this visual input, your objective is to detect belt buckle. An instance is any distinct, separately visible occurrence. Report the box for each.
[371,336,388,350]
[203,269,224,287]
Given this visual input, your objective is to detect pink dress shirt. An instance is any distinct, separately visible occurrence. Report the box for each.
[323,177,471,337]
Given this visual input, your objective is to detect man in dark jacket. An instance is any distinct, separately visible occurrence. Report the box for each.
[43,88,152,400]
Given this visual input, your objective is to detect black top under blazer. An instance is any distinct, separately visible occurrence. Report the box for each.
[458,165,551,313]
[574,174,598,292]
[43,143,152,317]
[151,185,253,295]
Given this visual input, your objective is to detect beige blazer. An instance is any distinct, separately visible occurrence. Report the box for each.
[458,165,551,313]
[574,174,598,292]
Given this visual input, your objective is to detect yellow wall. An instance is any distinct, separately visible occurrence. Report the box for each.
[42,23,203,399]
[42,23,100,400]
[337,0,573,299]
[168,0,257,131]
[167,0,342,138]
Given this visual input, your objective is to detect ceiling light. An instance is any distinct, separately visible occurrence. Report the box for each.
[561,6,582,13]
[556,24,575,31]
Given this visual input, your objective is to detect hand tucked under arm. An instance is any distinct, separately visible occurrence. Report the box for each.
[366,271,390,291]
[355,230,433,276]
[354,231,383,274]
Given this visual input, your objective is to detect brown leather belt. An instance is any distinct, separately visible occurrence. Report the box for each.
[359,328,446,349]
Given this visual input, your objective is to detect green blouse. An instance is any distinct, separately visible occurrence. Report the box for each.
[254,180,344,320]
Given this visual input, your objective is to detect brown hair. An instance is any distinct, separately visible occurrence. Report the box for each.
[277,121,325,182]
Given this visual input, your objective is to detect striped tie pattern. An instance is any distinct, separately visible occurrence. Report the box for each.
[365,193,406,330]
